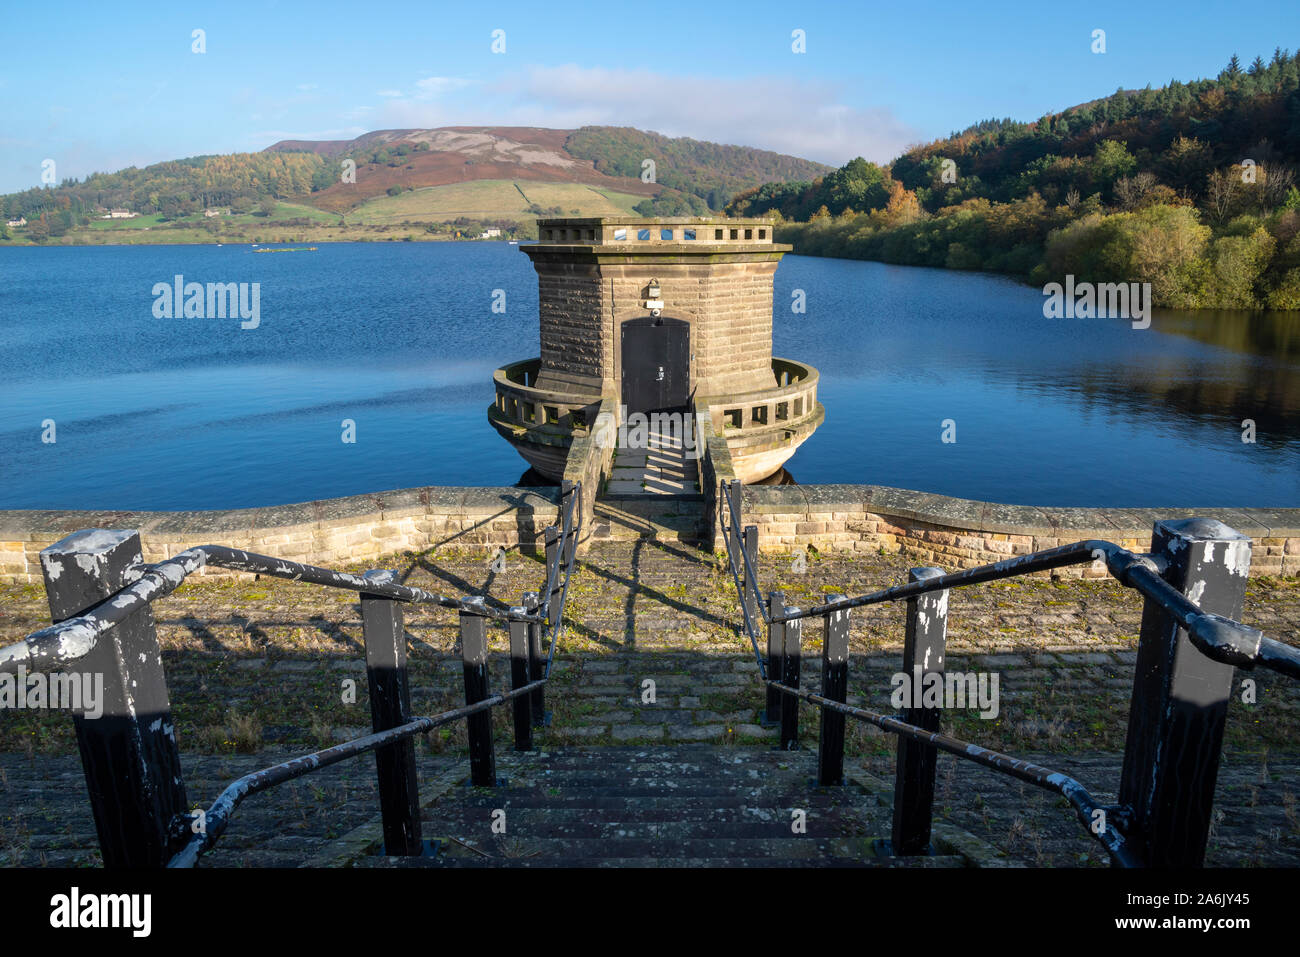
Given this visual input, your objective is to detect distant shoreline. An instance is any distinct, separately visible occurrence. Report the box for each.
[0,225,515,248]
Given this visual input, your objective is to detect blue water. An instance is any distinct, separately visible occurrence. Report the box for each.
[0,242,1296,509]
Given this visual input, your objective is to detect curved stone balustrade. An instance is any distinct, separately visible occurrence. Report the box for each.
[700,357,820,435]
[491,358,594,430]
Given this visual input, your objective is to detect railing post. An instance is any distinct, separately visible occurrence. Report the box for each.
[742,525,760,629]
[764,591,785,726]
[39,529,188,868]
[780,606,802,751]
[892,566,948,856]
[544,525,562,619]
[361,570,422,856]
[523,591,548,725]
[560,479,578,566]
[818,596,850,785]
[1118,519,1251,867]
[509,598,533,752]
[459,602,496,787]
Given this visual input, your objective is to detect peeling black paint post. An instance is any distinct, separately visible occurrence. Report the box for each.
[817,596,850,785]
[780,607,802,750]
[764,591,785,726]
[509,597,533,751]
[544,525,562,622]
[361,569,422,856]
[524,591,548,725]
[561,479,578,567]
[892,566,948,855]
[742,524,760,629]
[459,601,496,786]
[40,529,188,868]
[1119,519,1251,867]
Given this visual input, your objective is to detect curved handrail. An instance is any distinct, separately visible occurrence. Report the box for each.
[2,481,585,869]
[717,477,1300,867]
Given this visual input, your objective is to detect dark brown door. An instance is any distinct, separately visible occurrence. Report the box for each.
[621,317,689,414]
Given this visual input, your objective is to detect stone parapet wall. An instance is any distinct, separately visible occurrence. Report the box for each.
[0,488,561,584]
[741,485,1300,579]
[3,483,1296,584]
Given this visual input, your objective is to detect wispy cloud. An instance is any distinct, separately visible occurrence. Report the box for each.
[501,65,919,165]
[413,76,472,98]
[355,65,917,165]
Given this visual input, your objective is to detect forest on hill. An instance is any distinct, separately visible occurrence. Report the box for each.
[728,50,1300,310]
[0,126,829,241]
[563,126,832,214]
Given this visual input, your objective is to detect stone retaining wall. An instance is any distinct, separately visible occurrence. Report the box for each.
[0,487,560,583]
[2,483,1297,583]
[742,485,1300,578]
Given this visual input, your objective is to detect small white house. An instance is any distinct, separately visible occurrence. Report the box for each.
[5,217,26,228]
[108,208,137,219]
[204,208,222,218]
[479,227,501,239]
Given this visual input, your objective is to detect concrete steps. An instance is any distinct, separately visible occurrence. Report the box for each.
[605,429,700,496]
[352,746,973,868]
[593,496,706,543]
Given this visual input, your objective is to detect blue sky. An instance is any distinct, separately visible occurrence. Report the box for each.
[2,0,1297,193]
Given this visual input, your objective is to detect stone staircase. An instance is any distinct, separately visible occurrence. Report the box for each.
[592,496,707,543]
[354,746,977,867]
[605,428,700,496]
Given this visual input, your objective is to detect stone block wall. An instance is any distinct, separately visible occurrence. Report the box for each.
[740,485,1300,579]
[0,488,561,584]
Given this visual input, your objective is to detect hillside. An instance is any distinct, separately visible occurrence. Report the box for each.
[1,125,828,243]
[728,49,1300,310]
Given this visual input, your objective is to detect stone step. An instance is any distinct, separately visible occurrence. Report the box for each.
[360,836,923,863]
[436,784,849,801]
[593,498,707,541]
[421,810,879,841]
[360,853,966,868]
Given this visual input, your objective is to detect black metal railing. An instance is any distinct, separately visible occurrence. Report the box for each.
[718,479,1300,868]
[0,481,583,869]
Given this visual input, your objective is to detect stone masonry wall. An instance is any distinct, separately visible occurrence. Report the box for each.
[4,483,1296,585]
[741,485,1300,579]
[528,253,783,401]
[0,488,560,584]
[535,263,608,395]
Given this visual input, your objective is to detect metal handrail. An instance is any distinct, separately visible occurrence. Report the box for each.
[717,477,1300,867]
[2,481,584,869]
[720,480,1299,679]
[0,484,585,679]
[168,678,546,868]
[765,680,1138,866]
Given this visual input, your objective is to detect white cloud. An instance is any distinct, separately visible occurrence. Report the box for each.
[498,64,920,166]
[376,89,404,98]
[413,76,471,99]
[250,126,369,144]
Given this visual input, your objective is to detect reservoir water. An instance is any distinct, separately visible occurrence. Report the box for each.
[1,242,1296,510]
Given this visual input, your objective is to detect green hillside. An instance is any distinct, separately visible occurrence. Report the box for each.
[566,126,833,213]
[349,180,646,224]
[728,50,1300,310]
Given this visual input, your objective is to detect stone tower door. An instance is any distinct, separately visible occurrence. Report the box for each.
[620,316,690,415]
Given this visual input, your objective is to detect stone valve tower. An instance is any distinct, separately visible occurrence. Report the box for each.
[488,217,823,486]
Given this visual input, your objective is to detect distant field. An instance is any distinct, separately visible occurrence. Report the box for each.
[348,180,645,224]
[85,213,166,230]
